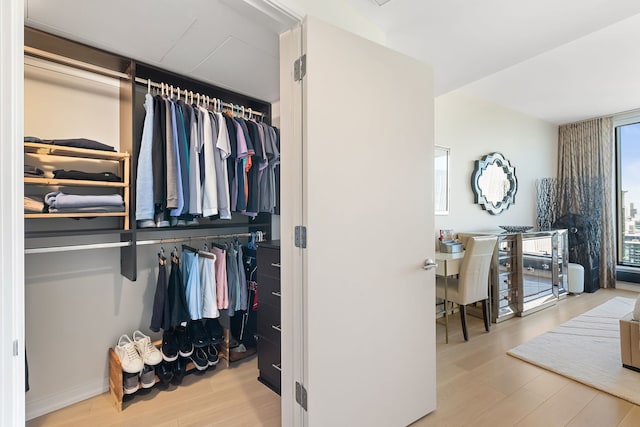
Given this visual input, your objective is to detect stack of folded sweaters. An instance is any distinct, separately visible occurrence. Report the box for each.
[43,191,124,213]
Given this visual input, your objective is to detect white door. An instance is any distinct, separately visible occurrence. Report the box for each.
[281,16,436,427]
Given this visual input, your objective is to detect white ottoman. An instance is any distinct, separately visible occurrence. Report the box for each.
[568,263,584,294]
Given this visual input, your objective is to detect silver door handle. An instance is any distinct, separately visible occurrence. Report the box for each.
[271,262,281,268]
[272,363,282,372]
[271,291,281,297]
[423,259,438,270]
[272,325,281,332]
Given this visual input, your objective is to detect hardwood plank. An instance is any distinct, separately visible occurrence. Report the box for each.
[566,393,633,427]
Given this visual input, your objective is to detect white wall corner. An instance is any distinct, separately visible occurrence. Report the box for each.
[0,1,25,427]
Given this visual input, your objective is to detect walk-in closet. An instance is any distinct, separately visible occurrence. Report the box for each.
[22,2,288,424]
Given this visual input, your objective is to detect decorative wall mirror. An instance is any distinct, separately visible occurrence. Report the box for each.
[471,152,517,215]
[435,146,449,215]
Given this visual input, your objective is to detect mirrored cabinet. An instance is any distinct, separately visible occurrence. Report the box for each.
[460,229,568,323]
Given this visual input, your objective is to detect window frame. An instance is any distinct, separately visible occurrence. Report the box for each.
[614,110,640,280]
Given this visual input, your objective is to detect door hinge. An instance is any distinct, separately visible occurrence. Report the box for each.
[295,381,308,411]
[13,340,19,356]
[295,226,307,248]
[294,54,306,82]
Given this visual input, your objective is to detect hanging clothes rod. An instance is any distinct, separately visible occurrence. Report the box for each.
[24,46,130,80]
[25,241,132,255]
[136,232,262,247]
[134,77,265,118]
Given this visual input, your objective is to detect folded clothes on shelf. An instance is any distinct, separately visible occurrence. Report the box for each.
[53,169,121,182]
[24,196,45,213]
[44,191,124,210]
[24,164,45,177]
[25,136,116,152]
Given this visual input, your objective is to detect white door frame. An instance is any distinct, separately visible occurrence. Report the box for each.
[0,0,26,425]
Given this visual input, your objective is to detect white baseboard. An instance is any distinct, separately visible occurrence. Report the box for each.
[617,281,640,292]
[26,377,109,421]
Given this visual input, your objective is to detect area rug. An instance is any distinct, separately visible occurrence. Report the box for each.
[507,296,640,405]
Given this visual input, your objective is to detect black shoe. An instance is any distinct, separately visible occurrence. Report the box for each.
[175,326,194,357]
[204,318,224,345]
[188,321,210,348]
[156,361,173,384]
[172,357,187,384]
[206,344,219,366]
[190,347,209,371]
[140,364,156,389]
[161,330,179,362]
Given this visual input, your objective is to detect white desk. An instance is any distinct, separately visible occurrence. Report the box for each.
[435,251,465,343]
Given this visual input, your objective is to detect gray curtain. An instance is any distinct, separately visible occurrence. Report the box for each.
[557,117,615,289]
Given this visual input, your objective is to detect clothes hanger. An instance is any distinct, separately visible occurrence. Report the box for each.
[176,87,180,101]
[147,79,151,94]
[181,243,198,253]
[211,241,225,250]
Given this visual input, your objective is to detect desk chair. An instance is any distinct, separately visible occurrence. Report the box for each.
[436,235,497,341]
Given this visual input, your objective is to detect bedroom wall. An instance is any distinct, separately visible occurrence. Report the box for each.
[434,91,558,239]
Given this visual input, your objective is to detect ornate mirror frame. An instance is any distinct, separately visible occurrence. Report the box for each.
[471,152,518,215]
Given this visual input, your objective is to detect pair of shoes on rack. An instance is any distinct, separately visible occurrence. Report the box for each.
[156,360,174,384]
[188,320,211,348]
[162,325,207,362]
[155,213,170,228]
[156,356,190,385]
[171,357,188,384]
[188,344,219,371]
[174,325,194,357]
[204,318,224,345]
[169,218,187,227]
[161,330,180,362]
[123,364,156,394]
[115,331,163,373]
[137,219,156,228]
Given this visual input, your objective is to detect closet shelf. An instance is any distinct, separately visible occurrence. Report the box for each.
[25,212,127,219]
[25,228,131,239]
[24,177,127,188]
[24,142,130,160]
[24,141,131,231]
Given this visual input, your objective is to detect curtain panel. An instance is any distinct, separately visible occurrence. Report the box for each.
[558,116,615,289]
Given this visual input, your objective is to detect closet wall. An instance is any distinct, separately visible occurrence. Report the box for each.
[24,48,280,422]
[24,58,131,418]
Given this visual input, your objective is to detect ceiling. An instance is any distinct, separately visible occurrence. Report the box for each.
[25,0,640,125]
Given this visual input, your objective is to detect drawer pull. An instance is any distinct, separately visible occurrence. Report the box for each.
[272,363,282,372]
[271,291,281,297]
[272,325,282,332]
[271,262,281,268]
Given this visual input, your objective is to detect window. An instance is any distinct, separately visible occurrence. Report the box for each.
[616,116,640,268]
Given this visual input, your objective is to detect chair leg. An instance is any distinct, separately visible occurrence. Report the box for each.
[482,299,491,332]
[459,304,468,341]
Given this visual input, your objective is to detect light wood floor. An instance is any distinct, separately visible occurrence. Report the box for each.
[28,288,640,427]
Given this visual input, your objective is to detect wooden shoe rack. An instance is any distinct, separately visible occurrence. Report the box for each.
[108,332,257,411]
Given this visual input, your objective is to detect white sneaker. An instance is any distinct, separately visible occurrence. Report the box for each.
[115,334,144,374]
[132,330,163,366]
